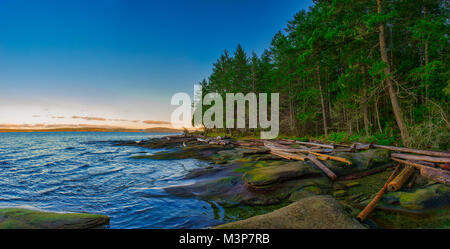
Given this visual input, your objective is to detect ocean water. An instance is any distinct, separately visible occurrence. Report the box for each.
[0,132,224,228]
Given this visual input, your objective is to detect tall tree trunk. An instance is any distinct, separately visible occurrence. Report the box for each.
[423,5,429,111]
[362,67,370,137]
[375,97,383,133]
[317,64,328,136]
[377,0,408,145]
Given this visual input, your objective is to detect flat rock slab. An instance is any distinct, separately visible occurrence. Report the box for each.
[243,161,321,188]
[0,208,110,229]
[215,195,365,229]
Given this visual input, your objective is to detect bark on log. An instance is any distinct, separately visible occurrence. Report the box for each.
[306,154,337,181]
[387,166,415,192]
[309,152,352,165]
[391,158,450,185]
[373,144,450,157]
[391,153,450,164]
[357,164,402,221]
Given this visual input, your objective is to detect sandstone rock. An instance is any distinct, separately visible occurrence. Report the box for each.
[215,195,366,229]
[243,162,321,188]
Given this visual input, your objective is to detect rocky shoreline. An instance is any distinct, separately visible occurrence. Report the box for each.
[1,134,447,229]
[119,135,449,229]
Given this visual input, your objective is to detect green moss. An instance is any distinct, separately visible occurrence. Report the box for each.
[0,208,109,229]
[243,162,320,187]
[339,169,394,199]
[385,184,450,210]
[345,182,360,188]
[333,190,347,198]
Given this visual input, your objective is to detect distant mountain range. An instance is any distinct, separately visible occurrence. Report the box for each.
[0,127,183,133]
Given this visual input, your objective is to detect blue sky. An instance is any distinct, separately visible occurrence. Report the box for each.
[0,0,313,128]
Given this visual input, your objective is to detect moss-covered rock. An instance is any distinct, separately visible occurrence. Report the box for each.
[380,184,450,211]
[215,195,366,229]
[326,149,391,176]
[243,161,321,188]
[0,208,109,229]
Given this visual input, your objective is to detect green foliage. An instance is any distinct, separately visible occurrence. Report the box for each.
[196,0,448,149]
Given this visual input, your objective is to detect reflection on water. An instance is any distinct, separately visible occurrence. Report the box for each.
[0,132,224,228]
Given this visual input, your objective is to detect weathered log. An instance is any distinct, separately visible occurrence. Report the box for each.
[357,164,402,221]
[295,141,334,149]
[270,150,307,161]
[306,154,337,181]
[387,166,415,192]
[354,143,372,151]
[391,158,450,185]
[420,166,450,185]
[264,140,297,150]
[309,152,352,165]
[277,139,297,145]
[264,141,329,153]
[410,160,435,167]
[373,144,450,157]
[391,153,450,164]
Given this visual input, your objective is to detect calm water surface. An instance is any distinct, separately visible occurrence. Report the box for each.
[0,132,224,228]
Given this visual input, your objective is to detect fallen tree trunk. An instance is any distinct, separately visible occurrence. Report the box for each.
[309,152,352,165]
[354,143,372,151]
[391,158,450,185]
[270,150,307,161]
[373,144,450,157]
[357,164,402,221]
[306,154,337,181]
[269,150,292,160]
[264,141,327,153]
[391,153,450,164]
[387,166,415,192]
[295,141,334,149]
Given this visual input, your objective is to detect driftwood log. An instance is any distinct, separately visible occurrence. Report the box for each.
[269,150,307,161]
[308,152,352,165]
[373,144,450,158]
[295,141,334,149]
[357,164,402,221]
[391,153,450,164]
[387,166,415,192]
[391,158,450,185]
[306,154,337,181]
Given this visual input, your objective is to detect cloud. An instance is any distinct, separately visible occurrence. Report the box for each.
[51,116,65,119]
[32,115,40,118]
[142,120,171,125]
[108,118,128,122]
[72,116,106,121]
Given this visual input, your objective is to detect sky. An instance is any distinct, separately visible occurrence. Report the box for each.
[0,0,313,129]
